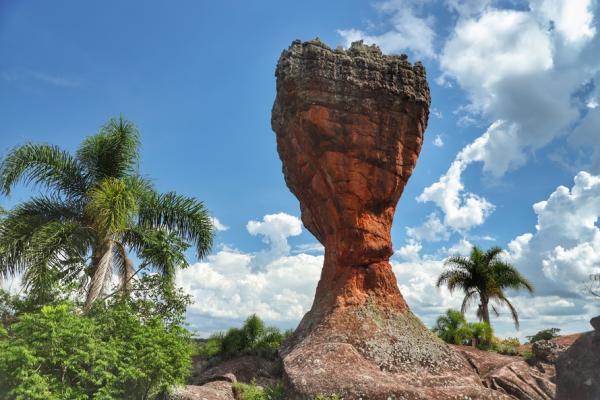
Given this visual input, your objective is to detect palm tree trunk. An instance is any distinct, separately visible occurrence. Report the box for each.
[480,297,490,325]
[84,240,113,310]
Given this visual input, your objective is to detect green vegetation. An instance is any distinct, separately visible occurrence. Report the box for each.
[437,246,534,329]
[233,380,285,400]
[432,309,493,349]
[198,314,291,360]
[0,276,193,399]
[526,328,560,343]
[0,117,213,309]
[492,337,521,356]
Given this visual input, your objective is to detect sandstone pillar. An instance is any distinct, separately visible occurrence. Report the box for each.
[271,39,509,399]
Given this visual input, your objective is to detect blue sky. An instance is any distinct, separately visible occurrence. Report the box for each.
[1,0,599,340]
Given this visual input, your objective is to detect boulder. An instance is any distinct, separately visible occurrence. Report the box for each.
[191,355,280,388]
[531,340,567,364]
[271,38,508,399]
[170,381,235,400]
[555,316,600,400]
[454,345,555,400]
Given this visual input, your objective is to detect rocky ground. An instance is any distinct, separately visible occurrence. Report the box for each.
[171,316,599,400]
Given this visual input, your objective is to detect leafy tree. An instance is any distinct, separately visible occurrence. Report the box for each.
[437,246,534,329]
[526,328,560,343]
[0,117,213,309]
[0,276,193,399]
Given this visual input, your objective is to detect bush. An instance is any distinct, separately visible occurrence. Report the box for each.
[469,321,493,349]
[493,337,520,355]
[432,309,472,345]
[526,328,560,343]
[199,314,291,360]
[0,276,194,399]
[233,380,285,400]
[432,309,493,349]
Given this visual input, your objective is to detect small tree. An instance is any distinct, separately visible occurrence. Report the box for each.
[437,246,534,330]
[432,309,472,345]
[586,273,600,298]
[526,328,560,343]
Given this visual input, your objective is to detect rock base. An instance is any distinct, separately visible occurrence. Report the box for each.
[280,302,510,399]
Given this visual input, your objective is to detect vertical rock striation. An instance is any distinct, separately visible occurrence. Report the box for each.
[272,39,509,399]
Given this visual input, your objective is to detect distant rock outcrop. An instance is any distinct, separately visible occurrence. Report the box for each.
[271,38,507,399]
[556,316,600,400]
[454,345,555,400]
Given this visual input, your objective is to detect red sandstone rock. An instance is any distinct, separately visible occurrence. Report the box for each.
[272,39,507,399]
[454,345,555,400]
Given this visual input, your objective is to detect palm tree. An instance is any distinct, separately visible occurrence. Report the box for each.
[0,117,213,309]
[436,246,533,329]
[432,309,472,345]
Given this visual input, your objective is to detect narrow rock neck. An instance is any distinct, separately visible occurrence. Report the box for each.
[311,248,408,313]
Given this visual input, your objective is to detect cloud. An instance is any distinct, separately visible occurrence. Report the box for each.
[444,0,493,17]
[433,135,444,147]
[416,141,495,232]
[2,69,81,88]
[406,212,450,242]
[446,238,474,256]
[438,3,600,176]
[246,213,303,269]
[530,0,597,44]
[210,217,229,232]
[293,242,325,254]
[176,214,322,334]
[507,171,600,295]
[337,0,437,59]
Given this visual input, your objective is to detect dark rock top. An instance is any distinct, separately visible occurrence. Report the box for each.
[591,315,600,332]
[274,38,431,107]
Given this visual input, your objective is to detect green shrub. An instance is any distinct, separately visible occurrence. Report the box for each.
[232,380,285,400]
[432,309,493,349]
[526,328,560,343]
[0,276,194,399]
[493,337,520,355]
[432,309,472,345]
[468,321,493,349]
[199,314,291,360]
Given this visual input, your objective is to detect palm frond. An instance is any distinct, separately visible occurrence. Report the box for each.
[0,204,90,279]
[16,220,88,296]
[484,246,503,264]
[492,261,534,293]
[444,255,474,272]
[86,177,138,237]
[123,226,189,277]
[0,143,89,197]
[496,294,520,330]
[76,116,140,181]
[137,191,213,259]
[460,289,479,315]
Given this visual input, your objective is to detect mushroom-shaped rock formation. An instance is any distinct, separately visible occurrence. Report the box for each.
[271,39,509,399]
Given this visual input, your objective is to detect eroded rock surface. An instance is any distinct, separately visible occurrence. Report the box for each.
[170,381,235,400]
[191,355,280,388]
[454,345,555,400]
[556,316,600,400]
[272,38,506,399]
